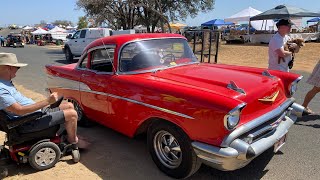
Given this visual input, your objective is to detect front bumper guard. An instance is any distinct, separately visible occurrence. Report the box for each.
[192,101,304,171]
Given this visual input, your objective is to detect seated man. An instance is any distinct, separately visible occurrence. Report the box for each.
[0,53,79,147]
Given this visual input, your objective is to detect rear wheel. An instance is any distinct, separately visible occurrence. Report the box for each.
[65,47,73,62]
[147,122,201,179]
[66,99,92,127]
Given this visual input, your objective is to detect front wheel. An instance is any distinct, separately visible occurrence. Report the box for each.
[28,142,61,171]
[147,122,201,179]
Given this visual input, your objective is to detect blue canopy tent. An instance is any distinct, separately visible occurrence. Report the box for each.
[307,17,320,23]
[201,19,234,27]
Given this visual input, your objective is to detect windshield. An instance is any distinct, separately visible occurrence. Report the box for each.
[119,38,198,73]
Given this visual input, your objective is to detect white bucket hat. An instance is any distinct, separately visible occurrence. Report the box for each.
[0,53,27,67]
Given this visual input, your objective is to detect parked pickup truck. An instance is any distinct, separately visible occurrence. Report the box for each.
[63,28,135,61]
[47,33,306,179]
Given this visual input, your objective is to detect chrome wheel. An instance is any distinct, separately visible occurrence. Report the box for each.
[67,99,83,121]
[153,130,182,169]
[34,148,57,167]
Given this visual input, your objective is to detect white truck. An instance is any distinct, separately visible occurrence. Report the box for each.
[63,28,135,61]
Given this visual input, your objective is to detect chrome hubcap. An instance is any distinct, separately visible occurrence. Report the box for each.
[35,148,56,167]
[67,99,83,121]
[153,130,182,169]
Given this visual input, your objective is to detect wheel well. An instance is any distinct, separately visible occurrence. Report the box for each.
[134,118,186,137]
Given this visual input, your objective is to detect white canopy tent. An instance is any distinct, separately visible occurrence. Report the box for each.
[225,7,276,31]
[23,26,34,30]
[31,28,48,35]
[48,26,67,33]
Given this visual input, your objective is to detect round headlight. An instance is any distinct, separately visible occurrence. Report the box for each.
[289,76,303,96]
[227,110,240,129]
[224,103,246,130]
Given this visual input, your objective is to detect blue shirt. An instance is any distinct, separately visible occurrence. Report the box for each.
[0,79,35,119]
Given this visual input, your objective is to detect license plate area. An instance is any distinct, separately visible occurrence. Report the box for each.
[274,134,287,153]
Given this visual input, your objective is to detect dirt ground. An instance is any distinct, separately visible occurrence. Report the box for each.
[217,42,319,73]
[1,42,319,180]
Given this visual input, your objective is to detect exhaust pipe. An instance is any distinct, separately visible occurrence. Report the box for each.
[290,103,306,118]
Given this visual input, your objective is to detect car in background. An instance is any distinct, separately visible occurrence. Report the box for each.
[46,33,305,179]
[5,34,24,48]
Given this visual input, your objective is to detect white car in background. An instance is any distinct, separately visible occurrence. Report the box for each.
[63,28,135,61]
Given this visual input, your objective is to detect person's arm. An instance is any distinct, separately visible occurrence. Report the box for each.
[4,92,58,116]
[275,48,292,58]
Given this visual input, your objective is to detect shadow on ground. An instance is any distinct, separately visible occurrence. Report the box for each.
[3,122,275,180]
[296,115,320,129]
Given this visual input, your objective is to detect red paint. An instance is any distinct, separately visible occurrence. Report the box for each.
[45,34,301,146]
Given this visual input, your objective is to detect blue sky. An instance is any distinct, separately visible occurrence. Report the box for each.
[0,0,319,27]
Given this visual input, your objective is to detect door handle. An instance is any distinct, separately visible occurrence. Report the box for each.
[83,40,85,42]
[75,41,77,42]
[81,74,89,77]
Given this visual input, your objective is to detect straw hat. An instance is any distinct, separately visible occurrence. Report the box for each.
[0,53,27,67]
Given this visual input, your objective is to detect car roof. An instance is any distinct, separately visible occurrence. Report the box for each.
[85,33,186,52]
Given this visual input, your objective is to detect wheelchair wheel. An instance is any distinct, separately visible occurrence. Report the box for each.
[71,149,80,163]
[28,142,61,171]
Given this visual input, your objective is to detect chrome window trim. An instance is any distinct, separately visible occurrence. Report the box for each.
[117,37,195,75]
[88,45,116,53]
[221,98,295,147]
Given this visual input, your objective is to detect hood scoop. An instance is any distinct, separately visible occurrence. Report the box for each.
[227,81,246,94]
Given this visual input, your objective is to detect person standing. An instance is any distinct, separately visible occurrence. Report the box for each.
[0,36,5,47]
[268,19,297,72]
[302,60,320,114]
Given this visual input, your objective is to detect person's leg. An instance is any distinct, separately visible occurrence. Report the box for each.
[59,101,74,111]
[62,109,78,144]
[302,86,320,109]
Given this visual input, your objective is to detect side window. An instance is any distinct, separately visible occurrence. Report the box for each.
[79,55,88,69]
[90,48,115,73]
[73,31,81,39]
[80,30,86,38]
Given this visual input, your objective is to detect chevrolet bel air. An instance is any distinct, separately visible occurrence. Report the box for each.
[45,33,305,179]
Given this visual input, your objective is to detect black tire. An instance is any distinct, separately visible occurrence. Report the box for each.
[28,142,61,171]
[65,47,73,62]
[71,149,80,163]
[147,121,201,179]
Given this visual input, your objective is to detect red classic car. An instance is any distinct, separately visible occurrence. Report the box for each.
[45,33,305,178]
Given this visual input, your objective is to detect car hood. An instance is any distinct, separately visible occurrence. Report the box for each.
[151,64,287,122]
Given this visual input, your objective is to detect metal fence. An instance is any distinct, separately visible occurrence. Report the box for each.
[184,29,220,63]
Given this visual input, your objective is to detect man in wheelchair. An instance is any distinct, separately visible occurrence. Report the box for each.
[0,53,80,173]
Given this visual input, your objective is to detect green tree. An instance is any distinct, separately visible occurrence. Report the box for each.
[77,16,88,29]
[52,20,73,27]
[76,0,215,32]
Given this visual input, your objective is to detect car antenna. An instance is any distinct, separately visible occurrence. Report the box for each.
[98,30,118,75]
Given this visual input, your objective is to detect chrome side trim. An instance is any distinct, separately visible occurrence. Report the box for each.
[47,75,91,91]
[80,89,194,120]
[221,98,295,147]
[49,77,194,120]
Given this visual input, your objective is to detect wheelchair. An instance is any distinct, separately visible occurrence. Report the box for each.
[0,97,80,175]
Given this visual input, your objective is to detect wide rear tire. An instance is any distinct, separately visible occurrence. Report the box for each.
[147,121,201,179]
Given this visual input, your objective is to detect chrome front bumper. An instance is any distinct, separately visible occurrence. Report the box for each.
[192,99,304,171]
